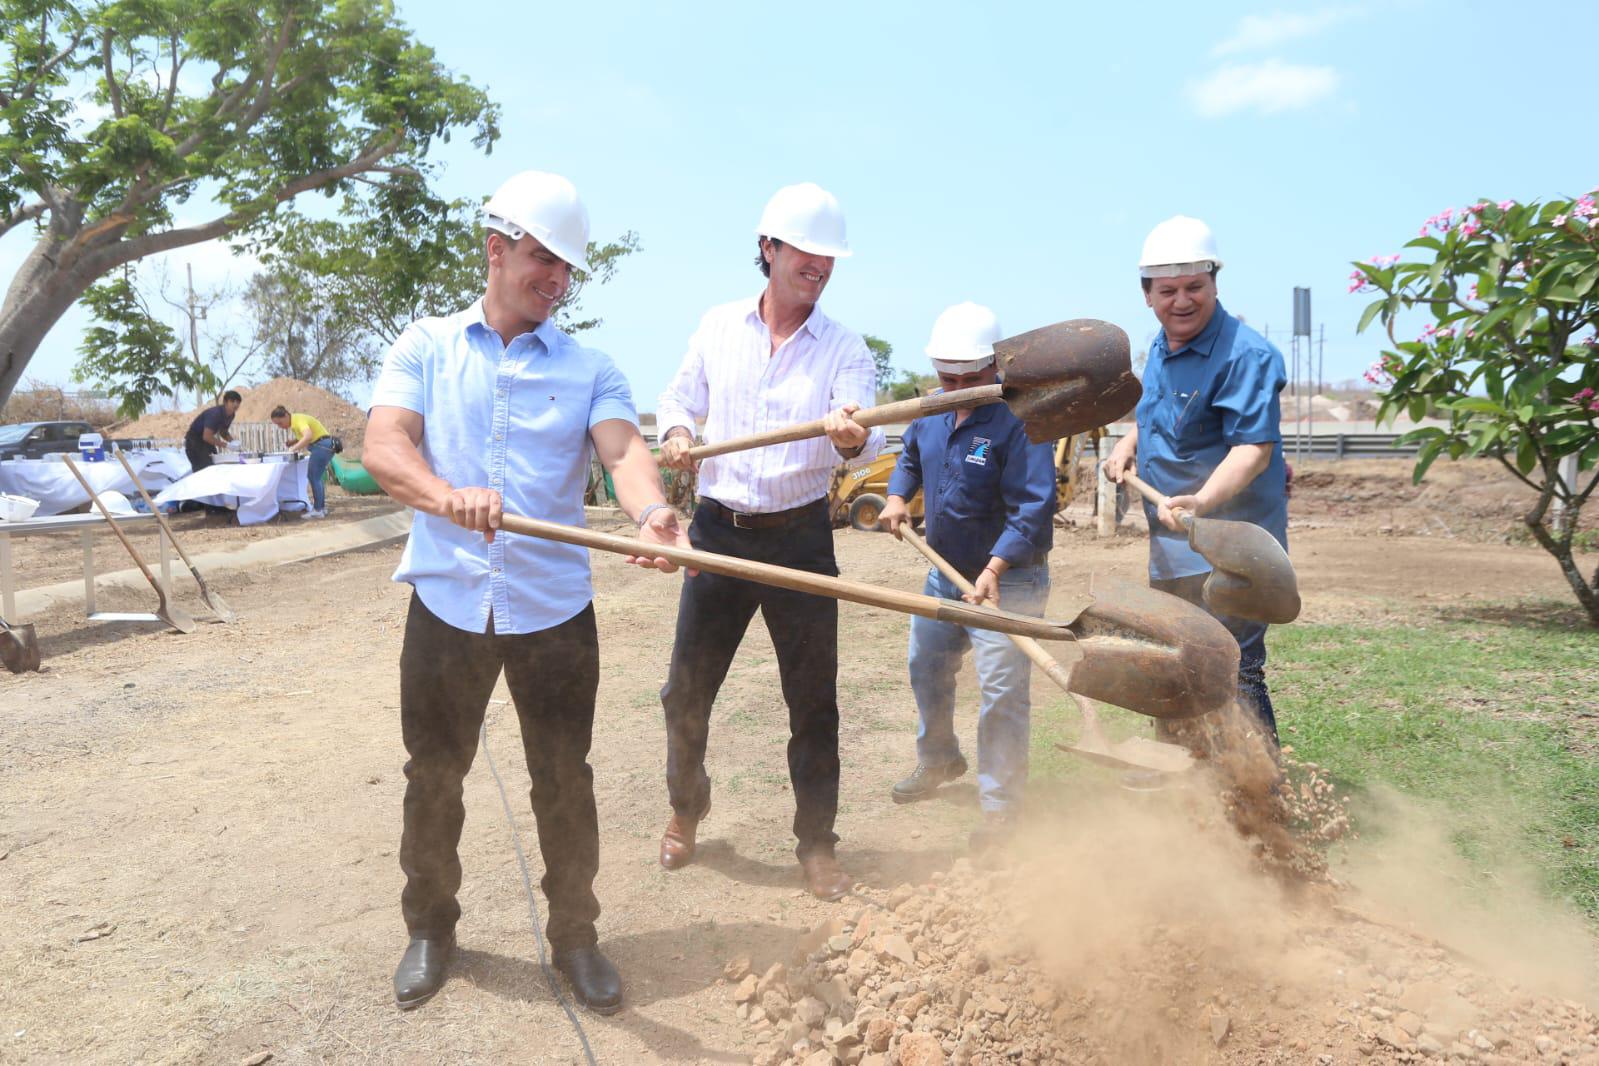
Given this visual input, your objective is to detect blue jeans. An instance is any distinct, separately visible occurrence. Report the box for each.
[305,438,335,510]
[907,565,1051,814]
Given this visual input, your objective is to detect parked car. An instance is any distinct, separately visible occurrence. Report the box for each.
[0,421,98,461]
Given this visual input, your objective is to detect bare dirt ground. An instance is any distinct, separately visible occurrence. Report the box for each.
[2,460,1596,1064]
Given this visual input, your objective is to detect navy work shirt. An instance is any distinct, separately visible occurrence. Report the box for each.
[185,404,234,442]
[1136,302,1288,580]
[887,399,1056,581]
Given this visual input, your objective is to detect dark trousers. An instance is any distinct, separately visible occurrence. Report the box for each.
[399,593,601,951]
[184,436,215,472]
[1152,573,1278,743]
[660,498,841,857]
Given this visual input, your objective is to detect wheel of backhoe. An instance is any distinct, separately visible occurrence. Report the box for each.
[849,493,888,532]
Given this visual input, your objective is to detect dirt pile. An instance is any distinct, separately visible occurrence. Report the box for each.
[1287,459,1596,542]
[728,770,1598,1066]
[114,379,368,454]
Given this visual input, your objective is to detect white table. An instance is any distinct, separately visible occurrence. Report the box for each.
[0,511,173,622]
[0,451,190,517]
[152,456,311,525]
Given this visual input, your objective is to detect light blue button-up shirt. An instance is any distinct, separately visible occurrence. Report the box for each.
[370,301,638,635]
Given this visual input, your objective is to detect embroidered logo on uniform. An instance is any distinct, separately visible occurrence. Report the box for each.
[965,437,992,465]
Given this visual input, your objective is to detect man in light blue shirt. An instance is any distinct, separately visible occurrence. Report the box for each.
[1105,216,1288,746]
[365,171,688,1015]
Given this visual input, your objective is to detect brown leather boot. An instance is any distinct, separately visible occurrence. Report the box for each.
[659,800,709,870]
[798,848,852,901]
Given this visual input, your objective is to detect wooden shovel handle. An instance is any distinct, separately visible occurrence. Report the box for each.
[896,526,1081,693]
[114,450,198,571]
[62,456,161,590]
[681,384,1006,462]
[1119,470,1195,530]
[496,511,1078,642]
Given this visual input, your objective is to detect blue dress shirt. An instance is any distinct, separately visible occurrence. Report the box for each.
[370,301,638,634]
[1136,302,1288,581]
[887,400,1057,581]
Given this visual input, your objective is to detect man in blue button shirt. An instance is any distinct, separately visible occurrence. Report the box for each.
[365,171,689,1015]
[1104,215,1288,745]
[879,303,1057,852]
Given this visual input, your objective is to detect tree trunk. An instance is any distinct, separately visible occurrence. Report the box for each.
[0,235,105,407]
[1525,512,1599,627]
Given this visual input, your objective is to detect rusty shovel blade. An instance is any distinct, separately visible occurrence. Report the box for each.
[1185,515,1302,625]
[995,319,1142,444]
[1065,577,1239,720]
[1,616,41,673]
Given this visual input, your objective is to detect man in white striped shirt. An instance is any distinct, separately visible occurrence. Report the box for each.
[656,182,883,901]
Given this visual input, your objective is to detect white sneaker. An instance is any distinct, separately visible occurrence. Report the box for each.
[299,508,327,519]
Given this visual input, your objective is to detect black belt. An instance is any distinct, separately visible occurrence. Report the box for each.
[697,496,827,530]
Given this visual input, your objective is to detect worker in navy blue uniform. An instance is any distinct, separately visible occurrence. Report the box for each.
[878,303,1057,852]
[1104,216,1288,744]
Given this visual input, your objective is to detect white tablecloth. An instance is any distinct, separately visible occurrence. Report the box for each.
[151,458,310,525]
[0,451,191,517]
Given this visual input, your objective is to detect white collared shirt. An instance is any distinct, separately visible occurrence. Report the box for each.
[656,295,884,513]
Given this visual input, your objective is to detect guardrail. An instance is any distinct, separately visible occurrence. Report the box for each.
[1280,432,1420,459]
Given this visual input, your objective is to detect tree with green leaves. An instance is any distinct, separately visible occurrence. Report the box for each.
[72,264,217,417]
[261,196,639,344]
[865,333,893,392]
[1351,191,1599,625]
[0,0,498,408]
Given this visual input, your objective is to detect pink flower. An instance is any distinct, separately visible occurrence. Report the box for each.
[1575,387,1597,402]
[1573,197,1597,218]
[1465,328,1476,339]
[1421,323,1437,339]
[1470,201,1489,214]
[1497,199,1515,211]
[1553,214,1569,226]
[1467,283,1479,300]
[1418,224,1431,238]
[1591,399,1599,414]
[1439,207,1455,225]
[1347,269,1368,293]
[1436,327,1455,340]
[1458,219,1481,239]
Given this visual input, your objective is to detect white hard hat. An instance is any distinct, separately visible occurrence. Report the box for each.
[483,170,592,273]
[926,302,1001,374]
[755,182,852,258]
[1138,215,1222,278]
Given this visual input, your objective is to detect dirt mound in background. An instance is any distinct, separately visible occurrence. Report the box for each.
[1287,458,1595,542]
[115,379,367,454]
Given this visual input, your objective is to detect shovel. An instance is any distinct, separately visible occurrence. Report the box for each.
[892,526,1192,775]
[63,457,198,634]
[681,319,1140,461]
[497,512,1093,641]
[0,614,40,673]
[115,451,237,623]
[1120,470,1301,625]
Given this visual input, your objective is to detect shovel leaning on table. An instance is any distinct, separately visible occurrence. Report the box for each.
[115,451,237,623]
[890,526,1193,775]
[62,457,197,634]
[678,319,1141,462]
[1120,470,1301,625]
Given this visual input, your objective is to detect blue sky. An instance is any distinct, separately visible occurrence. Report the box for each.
[7,0,1597,411]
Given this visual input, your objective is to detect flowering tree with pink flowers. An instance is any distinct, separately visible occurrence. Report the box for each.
[1351,192,1599,624]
